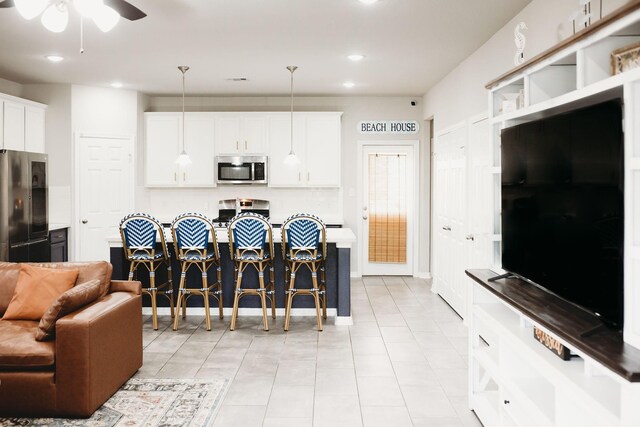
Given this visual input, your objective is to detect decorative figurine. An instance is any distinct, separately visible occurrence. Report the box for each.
[514,22,527,66]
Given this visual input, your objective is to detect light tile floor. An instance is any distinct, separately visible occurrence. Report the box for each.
[138,276,483,427]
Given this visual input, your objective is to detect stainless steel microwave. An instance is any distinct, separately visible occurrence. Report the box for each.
[215,156,268,185]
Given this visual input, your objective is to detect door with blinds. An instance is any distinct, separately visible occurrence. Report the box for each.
[362,145,416,275]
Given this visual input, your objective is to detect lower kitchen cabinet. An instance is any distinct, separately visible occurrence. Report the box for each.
[49,228,68,262]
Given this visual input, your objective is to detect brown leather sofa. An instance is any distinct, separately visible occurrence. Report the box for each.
[0,261,143,417]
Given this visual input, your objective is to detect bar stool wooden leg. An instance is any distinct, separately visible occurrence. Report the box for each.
[270,266,276,319]
[202,266,212,331]
[128,262,136,281]
[217,266,224,319]
[312,264,323,331]
[284,264,296,331]
[173,263,187,331]
[321,265,327,319]
[258,265,269,331]
[167,263,175,318]
[150,266,159,331]
[230,263,243,331]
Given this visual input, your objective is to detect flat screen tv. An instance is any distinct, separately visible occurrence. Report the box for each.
[501,99,624,328]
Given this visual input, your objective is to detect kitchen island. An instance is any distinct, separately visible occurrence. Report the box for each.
[107,227,356,325]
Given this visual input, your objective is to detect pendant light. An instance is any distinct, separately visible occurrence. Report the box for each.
[284,65,301,166]
[175,66,192,167]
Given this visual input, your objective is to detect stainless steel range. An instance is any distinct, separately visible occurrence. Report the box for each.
[213,198,270,227]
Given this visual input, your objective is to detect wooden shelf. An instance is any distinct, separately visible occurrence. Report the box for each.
[467,269,640,382]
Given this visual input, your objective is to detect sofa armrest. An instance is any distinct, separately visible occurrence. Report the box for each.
[110,280,142,295]
[54,291,142,417]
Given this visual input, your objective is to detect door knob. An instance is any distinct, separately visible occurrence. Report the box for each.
[465,234,475,241]
[82,220,88,224]
[363,215,368,220]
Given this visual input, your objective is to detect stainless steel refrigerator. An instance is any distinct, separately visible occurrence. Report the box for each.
[0,150,49,262]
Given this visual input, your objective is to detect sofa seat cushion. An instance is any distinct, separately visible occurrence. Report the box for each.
[0,320,55,370]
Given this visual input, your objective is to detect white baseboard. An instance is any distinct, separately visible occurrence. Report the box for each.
[143,307,339,317]
[416,272,432,279]
[334,316,353,326]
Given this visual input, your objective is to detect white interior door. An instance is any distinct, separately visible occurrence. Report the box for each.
[432,125,467,317]
[77,134,134,261]
[361,144,416,276]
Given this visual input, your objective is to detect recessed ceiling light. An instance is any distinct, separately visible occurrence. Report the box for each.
[45,55,64,63]
[348,54,365,62]
[343,81,355,88]
[359,0,379,4]
[111,82,123,88]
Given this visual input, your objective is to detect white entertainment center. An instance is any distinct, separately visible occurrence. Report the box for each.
[469,1,640,426]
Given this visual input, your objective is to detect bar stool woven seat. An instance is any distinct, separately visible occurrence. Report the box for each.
[170,213,223,331]
[119,212,175,330]
[227,213,276,331]
[281,213,327,331]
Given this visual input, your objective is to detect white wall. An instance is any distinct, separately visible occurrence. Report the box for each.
[147,96,425,275]
[423,0,629,129]
[0,77,22,98]
[71,85,138,136]
[21,84,72,225]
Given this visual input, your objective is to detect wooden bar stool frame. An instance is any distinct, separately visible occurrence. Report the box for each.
[227,213,276,331]
[281,213,327,331]
[120,213,175,330]
[171,213,223,331]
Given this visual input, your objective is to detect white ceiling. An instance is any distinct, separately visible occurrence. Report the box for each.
[0,0,531,96]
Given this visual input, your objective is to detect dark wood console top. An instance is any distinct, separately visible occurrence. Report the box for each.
[466,269,640,382]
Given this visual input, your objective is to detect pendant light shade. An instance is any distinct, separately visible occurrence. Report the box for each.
[284,65,301,166]
[175,66,192,167]
[41,3,69,33]
[93,4,120,32]
[15,0,48,20]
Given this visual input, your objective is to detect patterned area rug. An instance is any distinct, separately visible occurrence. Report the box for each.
[0,378,229,427]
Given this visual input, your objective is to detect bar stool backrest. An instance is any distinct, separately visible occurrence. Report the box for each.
[119,213,169,260]
[282,213,326,260]
[228,213,273,259]
[171,213,220,261]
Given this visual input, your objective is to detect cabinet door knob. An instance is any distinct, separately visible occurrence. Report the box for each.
[465,234,475,241]
[504,400,510,405]
[82,220,88,224]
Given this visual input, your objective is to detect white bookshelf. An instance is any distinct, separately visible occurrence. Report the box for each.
[476,2,640,425]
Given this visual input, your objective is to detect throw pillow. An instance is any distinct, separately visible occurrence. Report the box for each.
[36,278,102,341]
[2,264,79,321]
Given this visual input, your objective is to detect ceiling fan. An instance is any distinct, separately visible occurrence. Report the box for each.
[0,0,146,33]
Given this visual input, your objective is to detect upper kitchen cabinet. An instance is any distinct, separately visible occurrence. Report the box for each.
[269,112,342,188]
[0,94,46,153]
[215,114,268,155]
[144,112,216,187]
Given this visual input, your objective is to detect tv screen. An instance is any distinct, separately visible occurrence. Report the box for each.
[501,99,624,328]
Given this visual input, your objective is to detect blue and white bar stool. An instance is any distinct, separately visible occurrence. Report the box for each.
[170,213,223,331]
[227,213,276,331]
[281,213,327,331]
[119,213,175,330]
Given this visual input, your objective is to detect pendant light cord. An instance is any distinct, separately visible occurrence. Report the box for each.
[178,66,189,154]
[287,66,298,155]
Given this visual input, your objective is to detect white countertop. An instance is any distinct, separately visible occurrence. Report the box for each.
[49,223,71,231]
[107,227,356,249]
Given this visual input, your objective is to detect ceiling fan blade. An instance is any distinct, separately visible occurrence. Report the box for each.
[0,0,15,8]
[104,0,146,21]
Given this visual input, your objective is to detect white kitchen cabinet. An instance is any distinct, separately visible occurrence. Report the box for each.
[0,95,46,153]
[25,106,45,153]
[268,114,305,187]
[305,113,341,187]
[269,112,342,188]
[3,101,26,151]
[144,113,216,187]
[145,114,180,186]
[215,114,267,155]
[183,114,215,186]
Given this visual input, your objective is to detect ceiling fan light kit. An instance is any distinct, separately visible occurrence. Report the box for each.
[7,0,145,34]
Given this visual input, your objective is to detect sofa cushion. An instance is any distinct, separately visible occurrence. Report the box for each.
[27,261,113,298]
[35,279,103,341]
[0,263,20,318]
[2,265,79,321]
[0,320,55,369]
